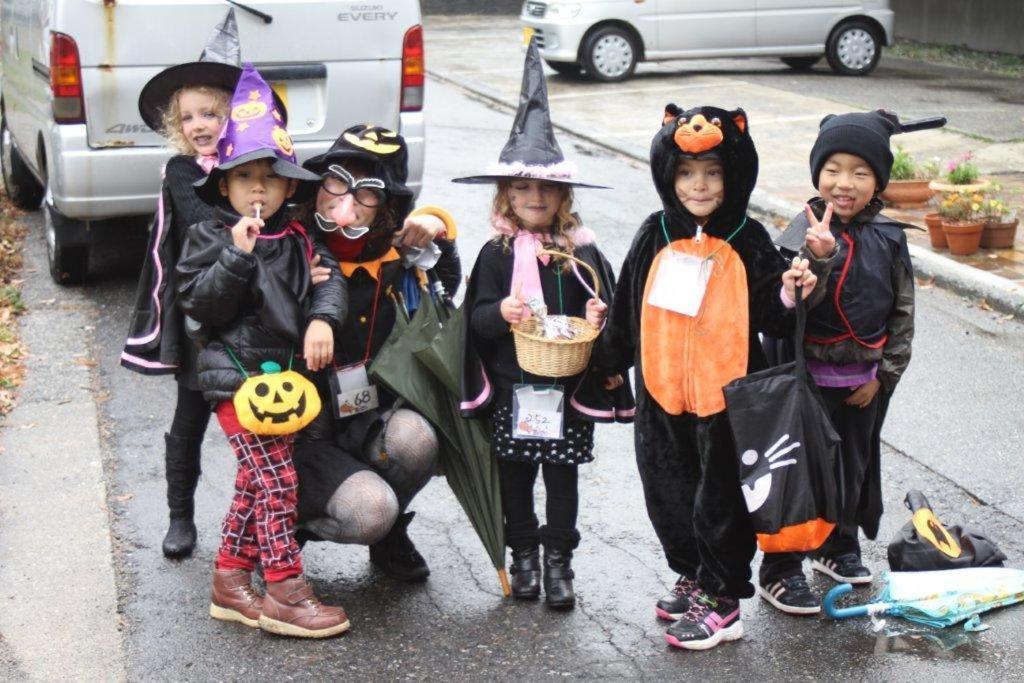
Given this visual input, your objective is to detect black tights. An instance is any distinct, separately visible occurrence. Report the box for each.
[498,459,580,550]
[169,382,212,442]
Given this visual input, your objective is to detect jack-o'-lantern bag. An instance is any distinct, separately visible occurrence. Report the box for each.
[723,288,841,553]
[230,351,322,436]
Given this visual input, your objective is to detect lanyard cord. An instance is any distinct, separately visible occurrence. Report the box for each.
[361,271,386,364]
[659,212,748,262]
[226,345,293,377]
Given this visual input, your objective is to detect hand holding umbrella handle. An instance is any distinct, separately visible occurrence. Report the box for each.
[824,583,891,620]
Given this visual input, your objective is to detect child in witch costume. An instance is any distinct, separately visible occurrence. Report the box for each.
[758,111,938,614]
[175,64,349,638]
[291,124,461,581]
[122,9,245,559]
[598,104,828,649]
[457,40,634,609]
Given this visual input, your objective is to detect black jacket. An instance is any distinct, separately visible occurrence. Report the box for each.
[121,155,214,387]
[175,206,347,403]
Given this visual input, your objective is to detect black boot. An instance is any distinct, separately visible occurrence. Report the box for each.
[543,545,576,609]
[369,511,430,582]
[509,546,541,600]
[162,433,201,559]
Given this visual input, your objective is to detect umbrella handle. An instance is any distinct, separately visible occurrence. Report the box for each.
[824,583,891,620]
[498,568,511,598]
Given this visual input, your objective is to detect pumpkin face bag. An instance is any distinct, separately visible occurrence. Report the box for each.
[233,359,322,436]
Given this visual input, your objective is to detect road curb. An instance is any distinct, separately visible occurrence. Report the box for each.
[428,69,1024,318]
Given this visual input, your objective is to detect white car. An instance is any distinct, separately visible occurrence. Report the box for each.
[521,0,894,82]
[1,0,425,284]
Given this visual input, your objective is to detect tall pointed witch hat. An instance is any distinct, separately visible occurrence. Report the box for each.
[192,64,320,204]
[138,8,286,133]
[452,38,608,189]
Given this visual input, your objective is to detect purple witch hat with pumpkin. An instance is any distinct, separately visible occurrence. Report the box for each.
[193,63,319,204]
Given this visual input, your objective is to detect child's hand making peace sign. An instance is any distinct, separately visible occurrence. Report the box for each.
[804,201,837,259]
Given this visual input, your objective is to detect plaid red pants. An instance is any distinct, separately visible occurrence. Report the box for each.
[214,401,303,582]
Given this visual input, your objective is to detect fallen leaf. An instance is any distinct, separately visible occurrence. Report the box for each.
[20,422,36,429]
[114,493,134,502]
[74,357,98,368]
[916,276,935,289]
[978,299,993,311]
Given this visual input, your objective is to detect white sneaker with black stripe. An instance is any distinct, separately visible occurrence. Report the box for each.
[811,553,873,584]
[757,574,820,615]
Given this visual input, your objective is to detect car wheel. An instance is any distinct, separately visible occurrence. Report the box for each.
[780,56,821,72]
[544,59,583,77]
[44,202,90,285]
[825,20,881,76]
[582,26,637,83]
[1,110,45,210]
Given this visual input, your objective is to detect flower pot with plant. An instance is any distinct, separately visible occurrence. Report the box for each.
[938,192,985,255]
[881,146,939,208]
[979,190,1019,249]
[930,152,989,194]
[922,207,947,249]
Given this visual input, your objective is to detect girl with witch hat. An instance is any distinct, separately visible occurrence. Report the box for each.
[121,9,290,559]
[176,64,348,637]
[456,39,634,609]
[290,125,462,581]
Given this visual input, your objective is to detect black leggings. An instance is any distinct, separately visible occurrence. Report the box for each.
[498,459,580,550]
[169,381,212,443]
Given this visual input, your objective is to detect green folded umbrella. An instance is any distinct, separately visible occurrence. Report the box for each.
[370,288,509,596]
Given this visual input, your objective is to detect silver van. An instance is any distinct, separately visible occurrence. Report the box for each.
[522,0,894,82]
[1,0,425,284]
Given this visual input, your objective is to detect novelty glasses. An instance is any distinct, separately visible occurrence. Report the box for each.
[320,165,387,208]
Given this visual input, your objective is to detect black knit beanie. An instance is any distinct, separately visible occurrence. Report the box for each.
[809,111,898,191]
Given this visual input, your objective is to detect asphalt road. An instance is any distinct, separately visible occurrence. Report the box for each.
[4,77,1024,680]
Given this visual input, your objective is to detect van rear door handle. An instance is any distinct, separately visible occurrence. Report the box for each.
[258,64,326,81]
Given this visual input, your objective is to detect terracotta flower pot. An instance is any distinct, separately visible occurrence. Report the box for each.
[980,218,1019,249]
[881,180,935,208]
[923,212,947,249]
[941,220,985,256]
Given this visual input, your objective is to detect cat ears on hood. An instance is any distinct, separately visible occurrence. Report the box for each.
[662,103,747,134]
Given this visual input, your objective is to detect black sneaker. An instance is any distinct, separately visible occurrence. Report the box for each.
[664,590,743,651]
[811,553,872,584]
[758,574,820,615]
[655,575,698,622]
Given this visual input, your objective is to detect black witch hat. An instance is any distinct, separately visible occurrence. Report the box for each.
[137,8,286,133]
[452,39,607,189]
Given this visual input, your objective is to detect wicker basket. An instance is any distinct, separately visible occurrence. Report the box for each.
[512,250,601,378]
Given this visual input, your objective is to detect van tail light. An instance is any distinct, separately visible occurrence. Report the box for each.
[400,25,424,112]
[50,32,85,124]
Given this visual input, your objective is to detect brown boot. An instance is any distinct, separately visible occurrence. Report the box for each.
[258,576,350,638]
[209,569,263,628]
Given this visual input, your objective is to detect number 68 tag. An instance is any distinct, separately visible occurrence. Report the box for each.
[329,362,379,419]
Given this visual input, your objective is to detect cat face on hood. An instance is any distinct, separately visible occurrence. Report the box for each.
[649,104,758,234]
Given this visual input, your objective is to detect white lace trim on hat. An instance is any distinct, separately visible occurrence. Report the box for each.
[485,160,579,180]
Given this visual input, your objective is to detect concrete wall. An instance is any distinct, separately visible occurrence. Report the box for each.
[891,0,1024,55]
[423,0,521,14]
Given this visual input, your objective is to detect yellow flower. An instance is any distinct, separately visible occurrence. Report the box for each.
[971,203,980,211]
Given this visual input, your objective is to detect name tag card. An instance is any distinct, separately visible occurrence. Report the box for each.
[512,384,565,441]
[647,251,713,317]
[329,363,379,419]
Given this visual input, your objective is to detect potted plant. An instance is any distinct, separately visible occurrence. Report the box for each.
[938,192,985,255]
[922,198,947,249]
[930,152,989,194]
[979,189,1019,249]
[881,147,938,208]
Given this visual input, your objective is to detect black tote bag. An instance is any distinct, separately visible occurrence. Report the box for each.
[723,290,841,553]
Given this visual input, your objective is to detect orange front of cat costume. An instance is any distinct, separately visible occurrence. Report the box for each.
[640,235,749,417]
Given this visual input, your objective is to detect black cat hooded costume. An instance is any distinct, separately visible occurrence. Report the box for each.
[598,104,833,615]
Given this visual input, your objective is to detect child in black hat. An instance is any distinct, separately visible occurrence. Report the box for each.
[175,64,349,638]
[290,124,462,582]
[456,40,635,610]
[759,110,943,615]
[122,9,243,560]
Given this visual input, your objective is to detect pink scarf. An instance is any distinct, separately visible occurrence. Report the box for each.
[197,154,219,174]
[490,212,598,306]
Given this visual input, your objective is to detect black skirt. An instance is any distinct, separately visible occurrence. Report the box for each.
[489,391,594,466]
